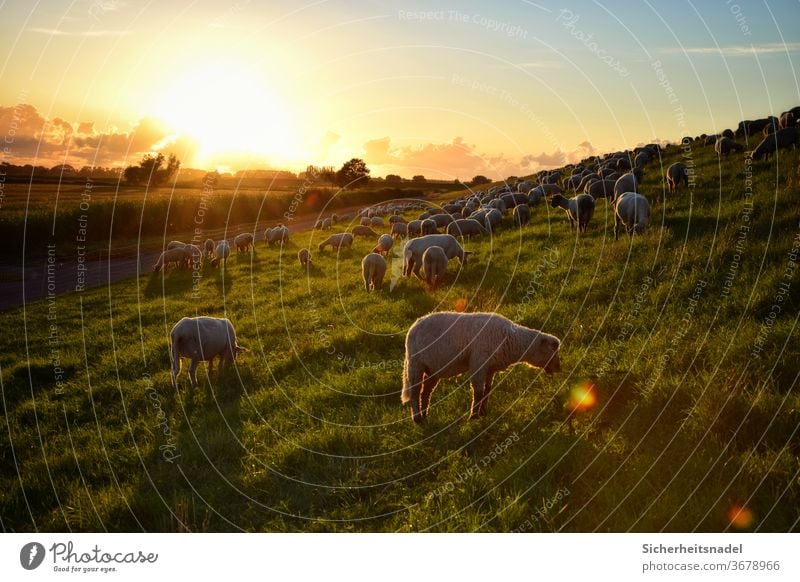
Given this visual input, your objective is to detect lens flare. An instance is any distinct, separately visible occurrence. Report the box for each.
[728,504,754,529]
[454,298,468,312]
[569,381,596,412]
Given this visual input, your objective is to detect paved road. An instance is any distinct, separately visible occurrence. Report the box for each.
[0,203,383,311]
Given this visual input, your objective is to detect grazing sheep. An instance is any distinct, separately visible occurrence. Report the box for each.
[153,248,187,272]
[443,203,463,215]
[170,316,247,388]
[391,222,408,239]
[361,252,387,292]
[234,233,254,252]
[529,184,561,203]
[431,213,455,228]
[614,192,651,240]
[779,110,797,129]
[298,248,312,267]
[370,216,385,228]
[372,234,394,255]
[513,203,531,227]
[616,157,632,172]
[266,225,289,246]
[360,217,371,226]
[488,198,508,214]
[565,174,583,192]
[401,312,561,422]
[421,219,438,235]
[331,213,339,225]
[183,244,204,269]
[666,162,689,193]
[585,179,616,199]
[388,214,407,224]
[422,245,448,290]
[167,240,187,250]
[550,193,595,233]
[322,217,332,230]
[634,151,649,168]
[211,241,231,267]
[407,220,423,237]
[318,233,354,252]
[204,238,215,258]
[750,126,800,161]
[715,136,743,157]
[500,193,530,208]
[721,128,735,140]
[516,180,536,193]
[403,234,471,280]
[484,208,503,232]
[351,225,379,238]
[447,218,488,238]
[613,169,643,201]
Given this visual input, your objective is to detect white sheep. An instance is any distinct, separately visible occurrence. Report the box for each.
[360,217,372,227]
[322,217,332,230]
[407,220,423,237]
[234,233,254,252]
[484,207,503,232]
[513,204,531,227]
[613,169,643,201]
[422,245,447,290]
[388,214,407,225]
[391,222,408,239]
[266,225,289,247]
[153,248,187,272]
[211,241,231,267]
[550,193,595,233]
[370,216,385,228]
[402,312,562,422]
[421,219,437,235]
[204,238,215,258]
[170,316,247,388]
[431,213,454,228]
[403,234,470,280]
[614,192,651,240]
[351,225,379,238]
[372,234,394,255]
[183,244,204,269]
[361,252,388,292]
[447,218,487,238]
[298,248,312,267]
[318,233,354,252]
[167,240,187,250]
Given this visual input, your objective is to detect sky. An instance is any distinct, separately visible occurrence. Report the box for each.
[1,0,799,179]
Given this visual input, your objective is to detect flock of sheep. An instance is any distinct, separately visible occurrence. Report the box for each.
[165,106,799,422]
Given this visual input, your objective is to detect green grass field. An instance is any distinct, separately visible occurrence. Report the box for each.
[1,140,799,532]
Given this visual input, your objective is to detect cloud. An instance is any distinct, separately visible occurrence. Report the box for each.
[519,141,596,171]
[502,61,562,71]
[661,42,800,57]
[26,27,130,37]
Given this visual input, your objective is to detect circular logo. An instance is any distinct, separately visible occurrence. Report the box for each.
[20,542,46,570]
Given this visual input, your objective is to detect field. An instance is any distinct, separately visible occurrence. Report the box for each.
[1,140,799,532]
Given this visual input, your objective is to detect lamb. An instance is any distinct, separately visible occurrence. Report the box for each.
[211,241,231,267]
[614,192,651,240]
[403,234,471,280]
[715,136,743,157]
[391,222,408,239]
[550,193,595,233]
[613,168,643,201]
[170,316,247,388]
[447,218,487,238]
[351,225,379,238]
[401,312,561,422]
[585,179,616,199]
[372,234,394,255]
[298,248,312,267]
[750,126,800,161]
[361,252,388,291]
[234,233,254,252]
[422,245,448,290]
[204,238,215,258]
[421,219,438,235]
[513,203,531,226]
[318,233,354,252]
[153,247,187,272]
[666,162,689,193]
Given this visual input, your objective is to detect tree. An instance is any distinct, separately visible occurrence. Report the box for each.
[123,153,180,186]
[335,158,370,188]
[470,175,491,186]
[385,174,403,184]
[411,175,427,183]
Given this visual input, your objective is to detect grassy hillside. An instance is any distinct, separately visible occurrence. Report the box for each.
[1,139,799,532]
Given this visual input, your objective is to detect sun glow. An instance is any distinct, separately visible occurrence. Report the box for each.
[155,62,301,168]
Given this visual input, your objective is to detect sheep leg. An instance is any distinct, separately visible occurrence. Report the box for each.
[614,214,621,241]
[406,363,425,423]
[188,358,199,388]
[477,372,494,416]
[420,375,439,420]
[412,262,424,280]
[404,257,414,277]
[469,369,488,420]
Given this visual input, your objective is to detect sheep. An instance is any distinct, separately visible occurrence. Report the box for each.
[614,192,651,240]
[361,252,387,292]
[447,218,487,238]
[513,203,531,227]
[516,180,536,194]
[666,162,689,193]
[321,217,332,230]
[550,193,595,233]
[779,110,797,129]
[183,244,204,269]
[484,208,503,232]
[318,233,354,252]
[331,213,339,225]
[403,234,471,280]
[750,127,800,161]
[153,248,187,272]
[298,248,312,267]
[234,233,254,252]
[565,174,583,192]
[370,216,384,227]
[500,193,530,208]
[585,179,616,199]
[421,219,438,235]
[351,225,379,238]
[613,168,643,201]
[431,213,455,228]
[421,245,448,290]
[529,184,561,203]
[407,220,422,237]
[211,241,231,267]
[488,198,508,214]
[266,225,289,246]
[443,203,463,215]
[388,214,407,224]
[167,241,187,250]
[401,311,561,422]
[170,316,247,388]
[634,151,649,168]
[204,238,215,258]
[715,136,743,157]
[704,134,719,146]
[372,234,394,255]
[391,222,408,239]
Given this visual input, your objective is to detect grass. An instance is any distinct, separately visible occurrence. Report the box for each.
[1,140,799,532]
